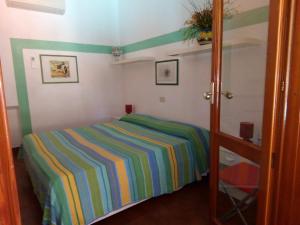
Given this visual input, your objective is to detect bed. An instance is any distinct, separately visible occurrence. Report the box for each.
[22,114,209,225]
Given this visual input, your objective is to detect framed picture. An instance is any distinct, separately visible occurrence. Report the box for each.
[40,55,79,84]
[155,59,179,85]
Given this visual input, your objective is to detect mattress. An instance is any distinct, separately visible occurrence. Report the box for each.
[22,114,209,225]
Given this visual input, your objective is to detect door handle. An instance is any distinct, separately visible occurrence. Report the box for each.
[203,92,213,100]
[203,82,215,104]
[221,91,234,99]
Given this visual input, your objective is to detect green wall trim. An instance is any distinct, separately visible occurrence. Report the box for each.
[11,38,113,54]
[11,40,32,135]
[224,6,269,31]
[123,5,269,53]
[10,38,113,135]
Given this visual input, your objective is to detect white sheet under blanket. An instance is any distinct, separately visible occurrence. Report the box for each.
[89,199,149,224]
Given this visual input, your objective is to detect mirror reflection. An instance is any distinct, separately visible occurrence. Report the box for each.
[220,0,270,146]
[217,147,260,225]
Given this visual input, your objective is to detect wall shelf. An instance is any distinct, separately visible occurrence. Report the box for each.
[6,105,19,110]
[6,0,65,14]
[112,57,155,65]
[168,38,264,56]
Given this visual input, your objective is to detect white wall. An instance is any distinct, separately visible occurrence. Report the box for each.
[117,0,268,45]
[1,0,119,106]
[121,43,211,129]
[23,49,123,133]
[117,0,192,45]
[121,24,268,135]
[0,0,121,147]
[1,0,270,148]
[221,24,268,143]
[118,0,269,144]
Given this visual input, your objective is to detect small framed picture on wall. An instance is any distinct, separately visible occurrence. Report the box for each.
[155,59,179,85]
[40,55,79,84]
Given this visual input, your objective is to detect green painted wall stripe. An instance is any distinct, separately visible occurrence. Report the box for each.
[11,38,113,54]
[123,5,269,53]
[11,40,32,135]
[224,6,269,31]
[10,39,112,135]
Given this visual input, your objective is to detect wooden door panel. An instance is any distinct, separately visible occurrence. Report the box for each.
[210,0,293,224]
[0,172,11,225]
[272,1,300,223]
[0,61,22,225]
[292,160,300,225]
[289,3,300,224]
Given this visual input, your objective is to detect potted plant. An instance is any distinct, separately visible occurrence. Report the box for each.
[183,0,237,45]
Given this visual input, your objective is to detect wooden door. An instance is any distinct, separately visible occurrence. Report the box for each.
[0,61,22,225]
[208,0,292,224]
[271,0,300,224]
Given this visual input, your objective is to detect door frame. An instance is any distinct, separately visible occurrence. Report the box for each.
[0,61,22,225]
[271,0,300,224]
[209,0,293,224]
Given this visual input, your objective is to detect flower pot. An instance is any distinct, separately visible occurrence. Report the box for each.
[197,30,212,45]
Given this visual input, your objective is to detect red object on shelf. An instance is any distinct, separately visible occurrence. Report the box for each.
[125,104,133,114]
[240,122,254,141]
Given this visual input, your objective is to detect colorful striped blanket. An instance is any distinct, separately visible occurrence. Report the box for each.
[22,116,209,225]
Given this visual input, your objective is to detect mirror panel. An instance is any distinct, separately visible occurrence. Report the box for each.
[220,0,270,146]
[217,147,259,225]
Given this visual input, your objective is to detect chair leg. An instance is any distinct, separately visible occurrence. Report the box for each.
[219,182,251,225]
[226,189,258,216]
[221,191,255,218]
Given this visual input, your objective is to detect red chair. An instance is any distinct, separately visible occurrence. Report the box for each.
[219,162,259,225]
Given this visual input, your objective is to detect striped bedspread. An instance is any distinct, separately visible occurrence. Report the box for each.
[22,116,209,225]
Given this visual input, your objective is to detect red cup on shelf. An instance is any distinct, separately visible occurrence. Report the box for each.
[240,122,254,142]
[125,104,133,114]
